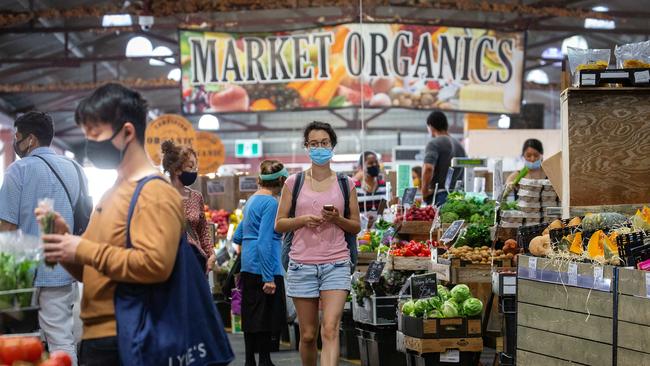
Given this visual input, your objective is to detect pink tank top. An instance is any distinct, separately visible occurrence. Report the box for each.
[286,173,352,264]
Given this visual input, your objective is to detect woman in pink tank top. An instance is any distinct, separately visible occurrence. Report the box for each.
[276,121,361,366]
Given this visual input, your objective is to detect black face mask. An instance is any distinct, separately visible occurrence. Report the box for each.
[367,165,380,177]
[85,126,128,170]
[13,136,31,158]
[179,171,198,186]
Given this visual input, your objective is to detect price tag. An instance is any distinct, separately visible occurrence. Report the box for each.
[214,246,231,267]
[401,188,417,206]
[410,273,437,299]
[634,70,650,84]
[594,266,603,283]
[568,262,578,286]
[440,220,465,244]
[439,350,460,362]
[528,257,537,279]
[366,261,386,284]
[645,272,650,299]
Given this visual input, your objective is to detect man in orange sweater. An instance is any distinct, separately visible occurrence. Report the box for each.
[39,83,183,365]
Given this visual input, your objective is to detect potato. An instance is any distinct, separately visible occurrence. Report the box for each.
[481,246,489,250]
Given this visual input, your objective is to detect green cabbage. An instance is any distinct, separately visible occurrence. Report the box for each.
[426,309,443,319]
[441,300,459,318]
[401,300,415,316]
[437,285,451,301]
[428,296,443,311]
[414,299,429,317]
[450,284,472,303]
[462,297,483,317]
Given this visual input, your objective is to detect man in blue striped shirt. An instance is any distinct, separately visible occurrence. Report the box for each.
[0,112,83,365]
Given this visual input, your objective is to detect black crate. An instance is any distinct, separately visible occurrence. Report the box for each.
[340,327,360,360]
[498,352,515,366]
[0,306,39,334]
[358,334,370,366]
[399,313,482,339]
[366,328,407,366]
[517,222,549,252]
[405,351,478,366]
[499,297,517,314]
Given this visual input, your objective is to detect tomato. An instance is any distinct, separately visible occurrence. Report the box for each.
[0,338,23,364]
[49,351,73,366]
[40,360,63,366]
[21,337,43,362]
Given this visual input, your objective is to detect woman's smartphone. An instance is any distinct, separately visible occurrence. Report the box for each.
[323,205,335,211]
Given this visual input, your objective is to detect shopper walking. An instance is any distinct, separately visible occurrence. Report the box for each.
[276,121,361,366]
[421,111,466,206]
[506,139,546,183]
[233,160,288,366]
[352,151,387,214]
[0,111,87,366]
[37,83,233,366]
[161,140,215,271]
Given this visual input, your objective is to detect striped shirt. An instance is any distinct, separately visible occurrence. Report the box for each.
[0,147,82,287]
[355,179,387,213]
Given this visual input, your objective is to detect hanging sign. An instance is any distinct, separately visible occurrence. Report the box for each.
[195,131,225,175]
[145,114,196,165]
[179,24,524,114]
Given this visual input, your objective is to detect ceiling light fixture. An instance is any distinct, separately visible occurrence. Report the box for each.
[497,115,511,129]
[125,36,153,57]
[198,114,220,130]
[167,68,181,82]
[592,5,609,12]
[526,70,550,85]
[102,14,132,27]
[584,18,616,30]
[561,35,589,55]
[149,46,175,66]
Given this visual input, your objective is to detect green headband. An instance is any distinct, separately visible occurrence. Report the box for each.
[260,167,289,181]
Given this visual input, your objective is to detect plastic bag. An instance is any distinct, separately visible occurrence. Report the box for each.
[615,40,650,69]
[0,231,42,309]
[567,47,611,86]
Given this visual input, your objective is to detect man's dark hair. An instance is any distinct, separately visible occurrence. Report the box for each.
[14,111,54,146]
[75,83,148,144]
[426,111,448,131]
[303,121,337,147]
[522,138,544,155]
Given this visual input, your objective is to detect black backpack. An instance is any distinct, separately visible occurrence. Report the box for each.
[34,155,93,236]
[281,171,358,271]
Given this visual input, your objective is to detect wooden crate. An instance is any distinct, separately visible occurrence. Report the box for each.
[357,252,377,266]
[517,255,615,292]
[516,259,615,366]
[386,256,432,271]
[403,335,483,354]
[560,88,650,217]
[399,221,434,235]
[617,268,650,365]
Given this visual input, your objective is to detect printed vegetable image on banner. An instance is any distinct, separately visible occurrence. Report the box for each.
[179,23,524,115]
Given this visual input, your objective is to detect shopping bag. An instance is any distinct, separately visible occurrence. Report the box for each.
[114,175,234,366]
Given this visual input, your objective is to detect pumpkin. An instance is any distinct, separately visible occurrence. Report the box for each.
[587,230,606,259]
[632,209,650,231]
[529,235,551,257]
[567,217,582,227]
[582,213,627,232]
[559,234,573,251]
[569,232,583,255]
[543,219,564,236]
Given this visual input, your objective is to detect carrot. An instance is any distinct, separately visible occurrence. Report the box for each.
[299,80,325,100]
[331,26,350,54]
[313,65,347,107]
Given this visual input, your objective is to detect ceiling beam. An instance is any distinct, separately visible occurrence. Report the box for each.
[0,54,178,65]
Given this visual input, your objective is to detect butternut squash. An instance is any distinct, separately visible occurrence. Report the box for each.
[567,217,582,227]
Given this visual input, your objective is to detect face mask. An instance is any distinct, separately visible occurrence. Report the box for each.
[85,126,128,170]
[366,166,380,177]
[525,159,542,170]
[13,136,31,158]
[309,147,333,166]
[179,171,198,186]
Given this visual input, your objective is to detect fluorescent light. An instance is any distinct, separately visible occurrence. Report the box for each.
[149,46,174,66]
[526,69,550,85]
[561,36,588,55]
[497,114,511,129]
[102,14,132,27]
[592,5,609,12]
[198,114,220,130]
[332,153,382,163]
[125,36,153,57]
[167,68,181,82]
[542,47,562,60]
[585,18,616,29]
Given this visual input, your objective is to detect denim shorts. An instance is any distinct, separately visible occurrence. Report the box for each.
[286,259,352,298]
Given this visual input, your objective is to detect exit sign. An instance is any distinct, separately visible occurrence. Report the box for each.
[235,139,262,158]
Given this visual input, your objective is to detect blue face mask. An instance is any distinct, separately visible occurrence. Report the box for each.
[525,159,542,170]
[309,147,333,166]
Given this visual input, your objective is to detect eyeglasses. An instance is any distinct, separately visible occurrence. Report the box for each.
[307,139,332,149]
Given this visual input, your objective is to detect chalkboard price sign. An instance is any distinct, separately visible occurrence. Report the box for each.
[215,247,231,266]
[410,273,438,299]
[402,188,417,206]
[440,219,465,243]
[366,261,386,284]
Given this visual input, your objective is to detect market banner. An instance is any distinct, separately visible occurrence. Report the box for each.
[145,114,196,166]
[179,23,524,115]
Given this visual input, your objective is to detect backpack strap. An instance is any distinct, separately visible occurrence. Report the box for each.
[33,155,74,210]
[337,173,350,219]
[288,172,304,218]
[126,175,166,248]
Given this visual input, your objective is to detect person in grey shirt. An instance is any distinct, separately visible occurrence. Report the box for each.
[421,111,466,206]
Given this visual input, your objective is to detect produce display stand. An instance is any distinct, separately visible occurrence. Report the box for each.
[616,268,650,365]
[386,256,433,272]
[0,288,39,336]
[516,255,616,366]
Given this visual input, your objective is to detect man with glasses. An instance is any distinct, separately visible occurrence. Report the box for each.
[0,111,84,365]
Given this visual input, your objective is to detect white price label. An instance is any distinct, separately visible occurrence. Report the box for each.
[594,266,603,283]
[528,257,537,279]
[645,272,650,299]
[635,70,650,83]
[568,263,578,286]
[439,350,460,362]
